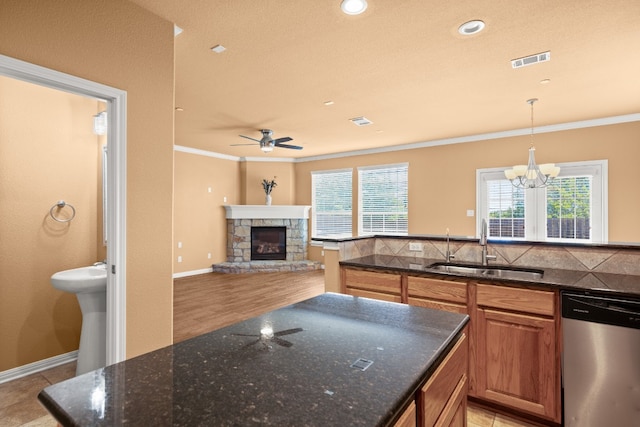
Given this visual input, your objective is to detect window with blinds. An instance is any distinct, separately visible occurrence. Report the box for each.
[546,176,592,240]
[477,160,606,243]
[311,169,352,238]
[358,163,408,235]
[487,179,525,239]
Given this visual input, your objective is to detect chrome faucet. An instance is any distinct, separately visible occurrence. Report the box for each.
[480,219,496,266]
[445,228,455,263]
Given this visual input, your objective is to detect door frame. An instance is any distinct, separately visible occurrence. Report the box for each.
[0,54,127,365]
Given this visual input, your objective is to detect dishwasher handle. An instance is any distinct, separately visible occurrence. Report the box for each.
[561,292,640,330]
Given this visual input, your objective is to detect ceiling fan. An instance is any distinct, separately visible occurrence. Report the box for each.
[232,129,303,153]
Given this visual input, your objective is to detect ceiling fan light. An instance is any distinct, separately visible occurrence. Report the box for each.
[341,0,368,15]
[260,142,274,153]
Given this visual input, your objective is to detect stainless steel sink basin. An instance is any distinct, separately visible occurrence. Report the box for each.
[427,262,543,281]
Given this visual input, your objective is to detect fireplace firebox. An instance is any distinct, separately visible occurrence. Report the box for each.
[251,226,286,261]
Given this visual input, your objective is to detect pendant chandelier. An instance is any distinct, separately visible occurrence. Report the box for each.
[504,98,560,189]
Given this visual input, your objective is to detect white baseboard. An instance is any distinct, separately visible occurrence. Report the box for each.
[0,351,78,384]
[173,267,213,279]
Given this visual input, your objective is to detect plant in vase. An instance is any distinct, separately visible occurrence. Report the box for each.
[262,177,277,205]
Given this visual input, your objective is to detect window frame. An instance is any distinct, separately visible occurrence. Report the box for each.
[476,160,608,243]
[311,168,353,239]
[357,163,409,236]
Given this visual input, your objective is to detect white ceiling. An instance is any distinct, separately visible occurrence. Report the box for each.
[129,0,640,158]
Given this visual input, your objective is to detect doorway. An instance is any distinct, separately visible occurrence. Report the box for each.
[0,54,126,369]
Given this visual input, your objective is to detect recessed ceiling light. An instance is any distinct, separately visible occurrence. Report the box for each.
[175,107,184,112]
[540,78,551,85]
[458,20,485,36]
[211,44,226,54]
[341,0,368,15]
[324,100,335,106]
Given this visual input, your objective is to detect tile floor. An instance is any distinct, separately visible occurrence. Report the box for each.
[1,360,539,427]
[0,362,75,426]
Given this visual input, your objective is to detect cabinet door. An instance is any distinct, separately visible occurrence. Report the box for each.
[475,307,557,421]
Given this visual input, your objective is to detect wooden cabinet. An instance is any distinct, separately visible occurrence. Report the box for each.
[342,268,402,303]
[473,283,560,423]
[419,332,468,427]
[407,276,467,314]
[394,400,416,427]
[340,265,561,423]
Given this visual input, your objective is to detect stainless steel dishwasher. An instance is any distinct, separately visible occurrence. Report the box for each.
[562,291,640,426]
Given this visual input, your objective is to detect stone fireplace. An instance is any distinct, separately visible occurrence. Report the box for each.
[212,205,321,273]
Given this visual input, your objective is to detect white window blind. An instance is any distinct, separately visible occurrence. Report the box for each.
[358,163,408,235]
[311,169,352,238]
[487,179,525,239]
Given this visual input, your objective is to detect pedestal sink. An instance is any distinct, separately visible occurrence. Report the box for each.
[51,264,107,376]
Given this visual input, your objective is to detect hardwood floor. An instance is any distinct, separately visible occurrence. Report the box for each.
[173,270,326,343]
[1,270,538,426]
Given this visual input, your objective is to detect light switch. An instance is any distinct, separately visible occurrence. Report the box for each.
[177,241,182,249]
[467,209,475,217]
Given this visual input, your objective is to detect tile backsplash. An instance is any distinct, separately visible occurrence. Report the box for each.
[336,237,640,276]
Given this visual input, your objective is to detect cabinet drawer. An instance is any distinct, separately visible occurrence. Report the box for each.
[408,276,467,304]
[477,283,554,316]
[420,332,468,427]
[346,287,402,303]
[408,297,467,315]
[343,269,401,295]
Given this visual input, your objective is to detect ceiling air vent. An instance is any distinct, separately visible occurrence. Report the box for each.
[350,116,373,126]
[511,51,551,69]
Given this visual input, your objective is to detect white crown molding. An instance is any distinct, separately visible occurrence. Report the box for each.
[175,113,640,163]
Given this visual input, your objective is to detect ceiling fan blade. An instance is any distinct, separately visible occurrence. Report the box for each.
[274,327,304,337]
[274,142,303,150]
[230,143,259,146]
[272,337,294,348]
[273,137,292,144]
[239,134,261,143]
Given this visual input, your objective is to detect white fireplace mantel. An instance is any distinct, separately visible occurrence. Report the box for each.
[223,205,311,219]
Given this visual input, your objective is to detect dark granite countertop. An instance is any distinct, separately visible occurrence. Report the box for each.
[38,293,469,427]
[340,255,640,298]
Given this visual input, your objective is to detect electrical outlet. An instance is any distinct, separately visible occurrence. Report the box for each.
[409,242,422,251]
[207,253,212,259]
[177,256,182,263]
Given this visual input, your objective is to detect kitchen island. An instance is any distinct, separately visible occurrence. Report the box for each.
[38,293,469,426]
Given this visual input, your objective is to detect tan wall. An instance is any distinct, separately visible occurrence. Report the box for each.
[174,151,240,271]
[0,77,102,370]
[173,156,298,273]
[241,161,296,205]
[0,0,175,362]
[294,121,640,243]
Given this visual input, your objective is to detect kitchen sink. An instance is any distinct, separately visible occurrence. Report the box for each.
[427,262,543,281]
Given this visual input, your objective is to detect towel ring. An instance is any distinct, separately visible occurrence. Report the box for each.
[49,200,76,223]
